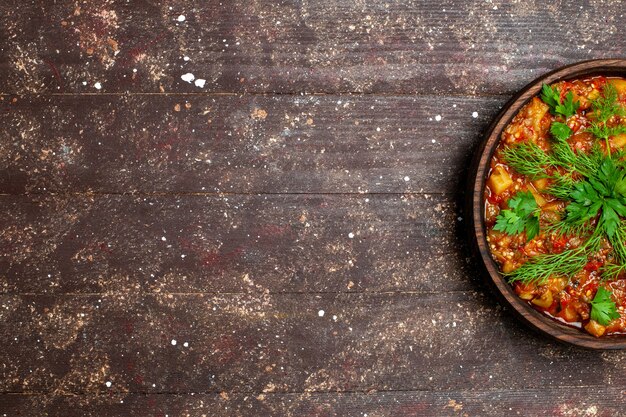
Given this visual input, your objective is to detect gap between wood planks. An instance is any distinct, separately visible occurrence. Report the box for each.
[0,191,456,197]
[0,91,511,98]
[0,289,472,296]
[0,384,607,396]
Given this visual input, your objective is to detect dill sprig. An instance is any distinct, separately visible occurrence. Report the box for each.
[589,83,625,123]
[550,142,605,178]
[609,223,626,263]
[546,173,577,200]
[601,263,626,281]
[507,235,602,284]
[506,247,589,285]
[500,142,551,179]
[587,82,626,155]
[603,222,626,281]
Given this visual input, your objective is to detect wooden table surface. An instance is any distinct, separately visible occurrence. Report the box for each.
[1,1,626,416]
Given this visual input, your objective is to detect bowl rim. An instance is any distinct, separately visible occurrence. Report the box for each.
[469,58,626,349]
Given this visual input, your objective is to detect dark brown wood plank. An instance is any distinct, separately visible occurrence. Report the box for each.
[4,2,626,415]
[0,94,500,194]
[0,193,470,294]
[0,1,622,95]
[2,292,625,395]
[2,388,625,417]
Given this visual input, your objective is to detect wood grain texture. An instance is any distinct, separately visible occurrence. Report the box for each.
[1,0,625,95]
[2,388,625,417]
[0,194,471,294]
[3,0,626,414]
[0,94,499,194]
[2,292,626,395]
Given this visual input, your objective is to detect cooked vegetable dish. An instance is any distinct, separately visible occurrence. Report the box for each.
[485,76,626,337]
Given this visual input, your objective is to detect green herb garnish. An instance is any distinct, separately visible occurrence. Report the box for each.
[494,191,540,241]
[562,157,626,238]
[501,142,552,179]
[590,287,620,325]
[540,84,580,118]
[590,83,624,123]
[550,122,573,142]
[587,83,626,155]
[498,83,626,285]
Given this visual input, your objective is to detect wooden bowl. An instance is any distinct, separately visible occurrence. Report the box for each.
[467,59,626,349]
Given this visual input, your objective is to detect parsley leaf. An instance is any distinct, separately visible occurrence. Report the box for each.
[566,181,602,225]
[494,191,540,241]
[541,84,561,109]
[540,84,580,118]
[550,121,573,141]
[615,171,626,197]
[556,91,580,118]
[590,287,620,325]
[563,157,626,238]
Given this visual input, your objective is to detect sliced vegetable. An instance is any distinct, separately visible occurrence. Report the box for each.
[488,165,513,196]
[531,291,553,309]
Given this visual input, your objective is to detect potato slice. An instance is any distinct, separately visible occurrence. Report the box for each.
[611,133,626,148]
[501,260,517,274]
[560,305,579,322]
[609,79,626,98]
[519,292,534,300]
[586,88,601,101]
[531,291,553,308]
[542,201,562,212]
[532,178,549,191]
[528,185,548,207]
[584,320,606,337]
[546,277,568,293]
[527,97,549,140]
[488,166,513,196]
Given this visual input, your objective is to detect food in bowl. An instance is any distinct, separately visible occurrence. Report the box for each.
[484,76,626,337]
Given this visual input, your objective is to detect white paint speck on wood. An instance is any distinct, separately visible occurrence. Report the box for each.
[181,73,195,83]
